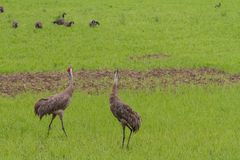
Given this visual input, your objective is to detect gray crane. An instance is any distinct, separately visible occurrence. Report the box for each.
[109,70,141,148]
[34,66,74,136]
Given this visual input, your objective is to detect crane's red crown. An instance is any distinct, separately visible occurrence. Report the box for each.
[67,66,73,79]
[67,66,72,72]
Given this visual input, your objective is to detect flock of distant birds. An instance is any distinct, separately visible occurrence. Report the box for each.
[0,2,222,29]
[0,6,100,29]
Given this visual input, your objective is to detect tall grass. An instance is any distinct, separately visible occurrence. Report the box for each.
[1,85,240,159]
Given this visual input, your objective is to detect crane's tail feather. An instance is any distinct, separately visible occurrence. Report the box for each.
[125,112,141,133]
[132,113,141,133]
[34,98,49,119]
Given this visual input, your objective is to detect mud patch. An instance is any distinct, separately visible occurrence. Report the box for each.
[130,53,169,60]
[0,68,239,96]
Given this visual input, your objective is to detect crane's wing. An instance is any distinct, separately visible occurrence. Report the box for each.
[114,101,141,132]
[34,94,70,119]
[34,98,48,115]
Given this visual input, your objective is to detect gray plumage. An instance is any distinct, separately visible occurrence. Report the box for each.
[35,21,43,29]
[53,13,66,25]
[64,21,74,27]
[34,86,73,119]
[34,66,74,136]
[0,6,4,13]
[89,20,100,27]
[109,70,141,148]
[12,21,18,28]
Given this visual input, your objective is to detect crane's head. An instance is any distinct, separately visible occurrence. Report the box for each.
[67,65,73,80]
[114,69,119,84]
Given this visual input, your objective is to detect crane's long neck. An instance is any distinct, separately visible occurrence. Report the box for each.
[110,74,119,105]
[65,71,74,97]
[111,74,118,97]
[65,83,74,97]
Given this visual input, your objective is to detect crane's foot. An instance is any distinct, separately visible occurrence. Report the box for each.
[62,127,68,137]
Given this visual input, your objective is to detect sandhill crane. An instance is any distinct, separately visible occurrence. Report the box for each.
[12,21,18,28]
[215,2,221,8]
[64,21,74,27]
[109,70,141,148]
[34,65,74,136]
[0,6,4,13]
[53,13,66,25]
[89,20,100,27]
[35,21,43,29]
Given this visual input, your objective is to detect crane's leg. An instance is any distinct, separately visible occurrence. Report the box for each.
[121,125,126,148]
[126,128,133,149]
[48,114,56,135]
[60,117,67,137]
[58,111,67,137]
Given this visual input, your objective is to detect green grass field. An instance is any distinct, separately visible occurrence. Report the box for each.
[1,0,240,159]
[0,0,240,73]
[1,86,240,159]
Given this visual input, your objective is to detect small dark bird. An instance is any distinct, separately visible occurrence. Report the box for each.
[89,20,100,27]
[35,21,43,29]
[53,12,67,25]
[12,21,18,28]
[109,70,141,148]
[0,6,4,13]
[64,21,74,27]
[34,65,74,136]
[215,2,221,8]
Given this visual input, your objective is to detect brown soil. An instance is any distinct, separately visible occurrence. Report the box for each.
[0,68,239,96]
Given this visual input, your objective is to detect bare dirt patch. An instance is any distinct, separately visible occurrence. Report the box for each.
[129,53,169,60]
[0,68,239,96]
